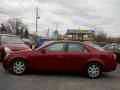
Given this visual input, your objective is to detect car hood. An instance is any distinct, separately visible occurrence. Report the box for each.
[10,50,33,58]
[3,44,30,51]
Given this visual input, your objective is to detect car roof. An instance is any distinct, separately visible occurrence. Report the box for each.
[41,40,83,47]
[47,41,88,47]
[46,40,82,44]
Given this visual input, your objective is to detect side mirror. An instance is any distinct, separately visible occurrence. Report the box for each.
[41,49,46,54]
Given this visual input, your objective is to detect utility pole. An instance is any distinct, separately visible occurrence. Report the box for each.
[46,28,49,38]
[36,8,38,33]
[36,8,40,33]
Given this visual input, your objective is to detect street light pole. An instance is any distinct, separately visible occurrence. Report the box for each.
[36,8,38,33]
[36,8,40,33]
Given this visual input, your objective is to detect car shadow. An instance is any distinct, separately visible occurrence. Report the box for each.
[100,73,115,79]
[28,71,85,78]
[20,71,116,79]
[2,70,117,80]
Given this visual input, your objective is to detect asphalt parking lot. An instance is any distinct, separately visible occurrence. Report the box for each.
[0,63,120,90]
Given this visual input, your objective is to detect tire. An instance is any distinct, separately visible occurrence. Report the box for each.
[86,63,101,79]
[11,59,27,75]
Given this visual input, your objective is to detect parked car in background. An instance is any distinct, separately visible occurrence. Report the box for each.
[84,41,105,49]
[93,41,107,47]
[2,41,116,78]
[104,44,120,63]
[22,39,32,49]
[0,34,30,61]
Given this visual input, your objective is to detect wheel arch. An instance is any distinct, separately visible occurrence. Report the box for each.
[10,57,29,70]
[84,60,104,72]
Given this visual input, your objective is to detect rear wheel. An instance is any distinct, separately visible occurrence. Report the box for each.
[11,59,27,75]
[86,63,101,79]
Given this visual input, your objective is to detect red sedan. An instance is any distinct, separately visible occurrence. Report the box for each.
[2,41,117,78]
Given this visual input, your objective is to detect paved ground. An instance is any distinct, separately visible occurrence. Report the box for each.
[0,63,120,90]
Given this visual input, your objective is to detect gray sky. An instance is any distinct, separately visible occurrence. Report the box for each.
[0,0,120,37]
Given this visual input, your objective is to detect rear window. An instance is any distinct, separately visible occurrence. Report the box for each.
[86,43,104,51]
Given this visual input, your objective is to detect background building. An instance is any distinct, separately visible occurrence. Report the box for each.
[66,28,95,41]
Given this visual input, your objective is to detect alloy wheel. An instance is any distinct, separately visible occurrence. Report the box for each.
[87,63,101,78]
[12,60,26,75]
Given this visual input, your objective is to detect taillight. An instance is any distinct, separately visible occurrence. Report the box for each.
[113,54,116,60]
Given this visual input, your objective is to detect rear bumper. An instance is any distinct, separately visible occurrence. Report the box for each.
[103,62,117,72]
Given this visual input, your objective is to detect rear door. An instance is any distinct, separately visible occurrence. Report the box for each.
[61,42,89,72]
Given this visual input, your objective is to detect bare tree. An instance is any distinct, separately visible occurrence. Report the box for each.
[20,27,24,38]
[24,29,29,39]
[94,28,107,42]
[7,18,28,37]
[0,23,12,34]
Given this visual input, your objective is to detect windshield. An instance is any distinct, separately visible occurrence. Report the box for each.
[1,36,24,44]
[38,41,54,48]
[35,41,56,50]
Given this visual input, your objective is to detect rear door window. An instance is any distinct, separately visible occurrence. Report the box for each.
[68,43,88,52]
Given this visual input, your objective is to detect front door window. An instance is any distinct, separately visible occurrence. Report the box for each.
[45,43,65,52]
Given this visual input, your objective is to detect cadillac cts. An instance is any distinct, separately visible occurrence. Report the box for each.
[2,41,117,78]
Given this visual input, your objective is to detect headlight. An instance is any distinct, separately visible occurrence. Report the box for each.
[114,54,117,60]
[5,47,12,53]
[4,47,12,60]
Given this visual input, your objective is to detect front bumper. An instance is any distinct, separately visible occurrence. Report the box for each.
[2,59,10,70]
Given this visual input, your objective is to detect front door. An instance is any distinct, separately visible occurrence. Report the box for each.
[34,42,67,71]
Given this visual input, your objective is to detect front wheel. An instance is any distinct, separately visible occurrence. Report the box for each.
[11,59,27,75]
[86,63,101,79]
